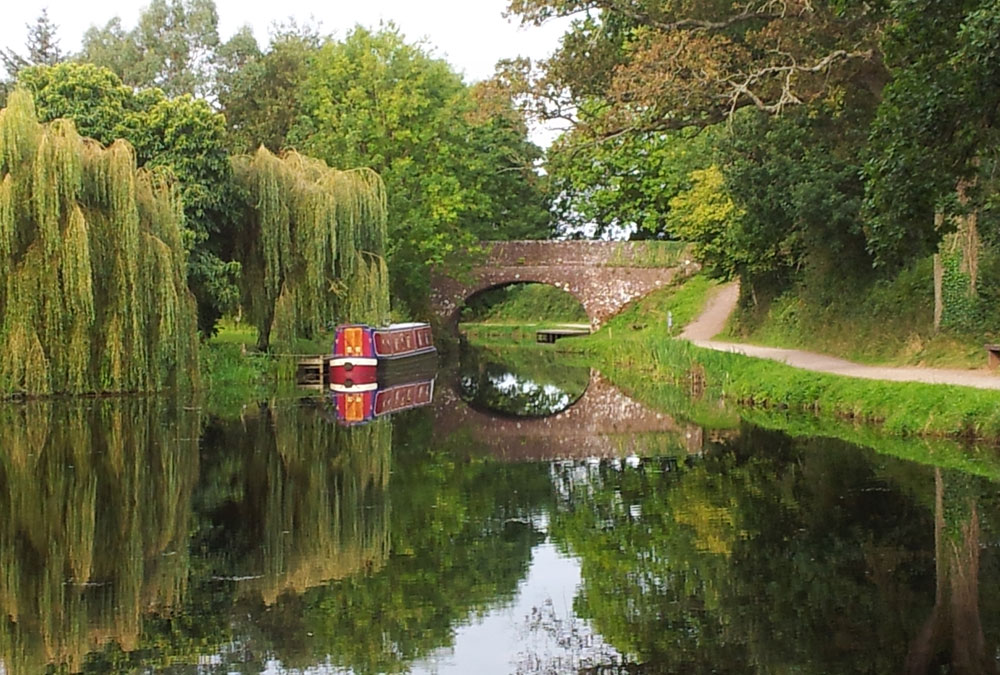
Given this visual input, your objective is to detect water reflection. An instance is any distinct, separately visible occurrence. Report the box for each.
[0,366,999,673]
[196,402,391,604]
[457,344,589,417]
[0,399,200,675]
[547,426,1000,674]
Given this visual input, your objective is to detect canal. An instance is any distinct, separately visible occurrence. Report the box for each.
[1,345,998,673]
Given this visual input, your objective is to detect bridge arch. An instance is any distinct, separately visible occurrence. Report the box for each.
[457,279,589,326]
[430,241,697,331]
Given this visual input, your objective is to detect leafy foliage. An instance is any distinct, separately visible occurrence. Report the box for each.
[0,88,198,395]
[289,26,552,315]
[864,0,1000,268]
[667,165,745,278]
[720,104,875,291]
[547,124,721,238]
[79,0,222,99]
[230,148,389,351]
[215,26,324,154]
[18,63,240,335]
[504,0,887,142]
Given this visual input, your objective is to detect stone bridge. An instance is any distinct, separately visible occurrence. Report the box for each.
[430,241,698,330]
[433,371,706,461]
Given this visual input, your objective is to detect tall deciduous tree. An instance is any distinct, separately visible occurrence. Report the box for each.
[215,25,323,153]
[0,88,199,395]
[79,0,222,99]
[288,26,551,316]
[504,0,887,144]
[546,123,721,239]
[865,0,1000,270]
[229,149,389,352]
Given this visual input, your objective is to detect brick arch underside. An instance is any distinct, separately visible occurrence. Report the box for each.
[431,265,680,330]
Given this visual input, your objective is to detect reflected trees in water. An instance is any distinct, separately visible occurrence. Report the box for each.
[905,469,999,674]
[263,412,554,674]
[0,399,394,674]
[2,388,999,674]
[196,402,392,605]
[458,344,590,417]
[0,399,200,674]
[548,426,1000,673]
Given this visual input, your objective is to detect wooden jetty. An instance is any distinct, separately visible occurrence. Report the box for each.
[296,356,326,389]
[536,326,591,344]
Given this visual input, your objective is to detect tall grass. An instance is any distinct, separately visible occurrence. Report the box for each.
[727,256,1000,368]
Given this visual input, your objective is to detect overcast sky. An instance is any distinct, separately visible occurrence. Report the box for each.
[1,0,568,84]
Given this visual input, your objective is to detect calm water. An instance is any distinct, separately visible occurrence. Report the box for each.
[1,346,999,674]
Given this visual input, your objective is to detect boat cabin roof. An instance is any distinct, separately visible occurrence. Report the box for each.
[385,322,428,329]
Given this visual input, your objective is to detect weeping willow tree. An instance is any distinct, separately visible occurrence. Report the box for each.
[0,398,200,675]
[231,148,389,352]
[0,88,199,396]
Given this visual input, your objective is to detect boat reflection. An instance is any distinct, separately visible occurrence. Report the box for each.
[328,354,438,426]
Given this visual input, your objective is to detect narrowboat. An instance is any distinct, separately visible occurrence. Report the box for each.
[329,323,436,388]
[331,377,435,426]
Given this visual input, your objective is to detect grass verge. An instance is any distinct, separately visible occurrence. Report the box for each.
[566,275,1000,442]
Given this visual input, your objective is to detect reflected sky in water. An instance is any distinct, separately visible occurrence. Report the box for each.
[456,344,590,417]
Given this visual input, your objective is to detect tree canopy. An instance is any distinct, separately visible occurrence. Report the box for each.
[0,88,199,395]
[229,148,390,352]
[17,62,241,335]
[79,0,222,99]
[288,26,552,315]
[505,0,1000,324]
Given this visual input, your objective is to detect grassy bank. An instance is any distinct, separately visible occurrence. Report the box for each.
[593,358,1000,481]
[461,282,589,324]
[566,276,1000,442]
[200,320,336,407]
[726,257,998,369]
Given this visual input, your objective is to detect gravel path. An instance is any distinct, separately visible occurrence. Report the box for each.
[681,281,1000,391]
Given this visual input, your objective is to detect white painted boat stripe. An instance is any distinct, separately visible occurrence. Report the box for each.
[329,383,378,393]
[329,358,378,367]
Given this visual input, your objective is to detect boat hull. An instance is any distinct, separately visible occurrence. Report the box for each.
[330,323,436,387]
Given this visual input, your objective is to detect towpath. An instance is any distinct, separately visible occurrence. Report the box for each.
[681,282,1000,391]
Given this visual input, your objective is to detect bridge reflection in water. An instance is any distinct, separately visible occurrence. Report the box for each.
[434,369,707,460]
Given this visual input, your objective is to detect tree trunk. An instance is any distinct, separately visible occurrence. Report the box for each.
[956,175,980,297]
[934,253,944,332]
[934,212,945,331]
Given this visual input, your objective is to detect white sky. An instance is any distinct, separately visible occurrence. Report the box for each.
[1,0,568,85]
